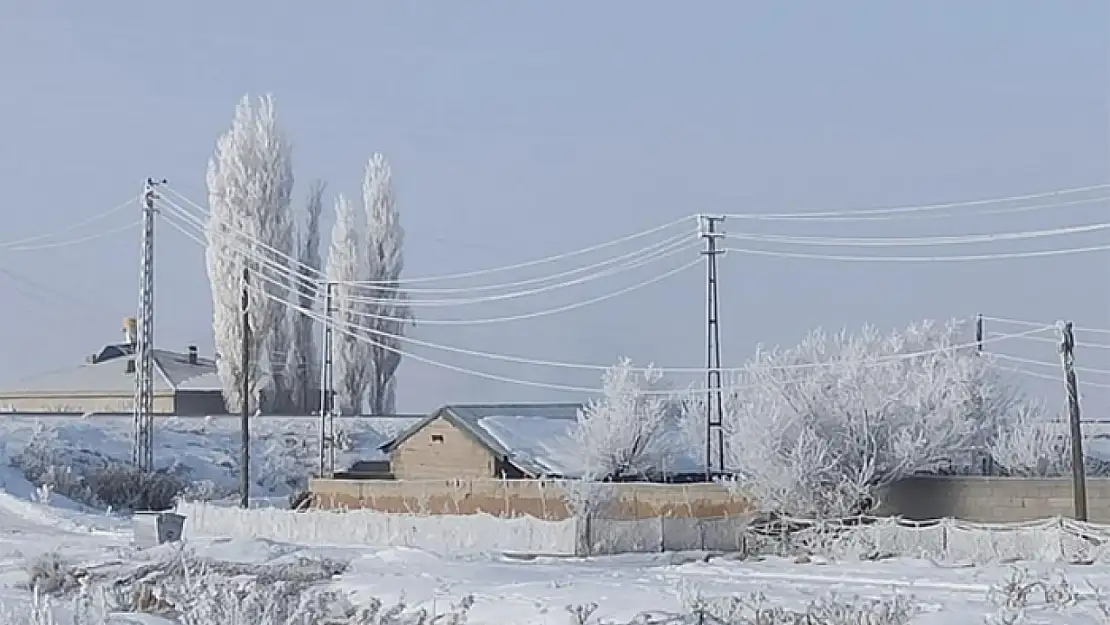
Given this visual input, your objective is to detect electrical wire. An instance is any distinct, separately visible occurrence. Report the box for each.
[1004,366,1110,390]
[0,220,140,251]
[989,353,1110,377]
[163,211,1071,398]
[719,183,1110,221]
[162,199,700,309]
[986,332,1110,352]
[981,316,1110,341]
[162,184,696,287]
[979,316,1059,330]
[721,196,1110,224]
[162,208,1074,382]
[172,209,1059,375]
[723,243,1110,263]
[724,220,1110,248]
[163,206,703,326]
[0,195,138,249]
[161,195,698,307]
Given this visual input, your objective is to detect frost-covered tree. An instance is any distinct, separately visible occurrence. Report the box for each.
[205,94,295,414]
[290,180,326,413]
[361,154,411,415]
[686,319,1031,518]
[988,402,1069,477]
[325,194,371,415]
[573,358,673,480]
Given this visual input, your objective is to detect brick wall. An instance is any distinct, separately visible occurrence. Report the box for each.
[878,476,1110,522]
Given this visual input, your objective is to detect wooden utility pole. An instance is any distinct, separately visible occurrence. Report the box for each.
[1060,321,1088,521]
[239,266,251,510]
[974,313,996,475]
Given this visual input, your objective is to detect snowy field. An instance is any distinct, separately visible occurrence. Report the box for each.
[0,488,1109,623]
[0,413,418,504]
[0,415,1109,623]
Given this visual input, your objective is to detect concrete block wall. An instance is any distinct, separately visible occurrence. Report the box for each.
[309,478,753,520]
[879,476,1110,522]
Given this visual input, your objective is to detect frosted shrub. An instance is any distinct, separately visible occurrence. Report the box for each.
[11,422,187,510]
[685,319,1036,518]
[25,552,83,595]
[573,358,674,480]
[567,591,917,625]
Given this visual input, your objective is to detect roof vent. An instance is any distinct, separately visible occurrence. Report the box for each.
[124,359,136,374]
[187,345,198,365]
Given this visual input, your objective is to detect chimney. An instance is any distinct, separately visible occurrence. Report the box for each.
[123,317,138,346]
[125,359,136,374]
[187,345,198,365]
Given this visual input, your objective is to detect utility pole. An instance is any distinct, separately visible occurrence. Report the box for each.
[132,178,163,473]
[699,215,726,480]
[318,281,336,476]
[1060,321,1088,521]
[239,266,251,509]
[975,313,984,354]
[974,314,994,475]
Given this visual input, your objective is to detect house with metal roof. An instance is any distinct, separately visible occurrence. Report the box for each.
[0,318,226,415]
[380,402,703,481]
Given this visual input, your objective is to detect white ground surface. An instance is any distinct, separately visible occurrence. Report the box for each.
[0,483,1107,623]
[0,414,416,501]
[0,416,1107,623]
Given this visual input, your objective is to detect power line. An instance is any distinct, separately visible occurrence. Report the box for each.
[161,195,697,306]
[715,196,1110,224]
[161,201,700,312]
[723,243,1110,263]
[162,206,701,326]
[158,207,1068,383]
[990,353,1110,378]
[0,195,139,249]
[0,220,140,251]
[986,331,1110,351]
[725,220,1110,248]
[982,316,1110,339]
[720,183,1109,221]
[162,185,696,286]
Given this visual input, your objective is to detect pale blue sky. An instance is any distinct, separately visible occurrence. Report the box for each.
[0,2,1107,413]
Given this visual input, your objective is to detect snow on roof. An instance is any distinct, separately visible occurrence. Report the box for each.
[0,344,221,396]
[383,402,705,479]
[477,415,583,477]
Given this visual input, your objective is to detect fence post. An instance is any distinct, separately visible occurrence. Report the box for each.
[659,516,666,553]
[1057,516,1066,562]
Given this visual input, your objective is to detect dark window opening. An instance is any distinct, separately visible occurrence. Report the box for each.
[431,434,444,443]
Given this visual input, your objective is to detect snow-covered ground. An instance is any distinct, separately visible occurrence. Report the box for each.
[0,414,418,503]
[0,487,1109,623]
[1,414,1109,623]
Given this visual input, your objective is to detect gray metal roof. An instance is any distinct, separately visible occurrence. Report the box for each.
[381,402,583,476]
[0,344,221,397]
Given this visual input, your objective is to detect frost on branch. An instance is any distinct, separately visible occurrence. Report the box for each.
[205,93,295,414]
[361,153,411,415]
[290,180,326,413]
[573,358,673,481]
[988,401,1069,477]
[326,194,371,416]
[692,319,1033,518]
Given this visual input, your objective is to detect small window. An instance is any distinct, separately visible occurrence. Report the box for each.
[431,434,444,443]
